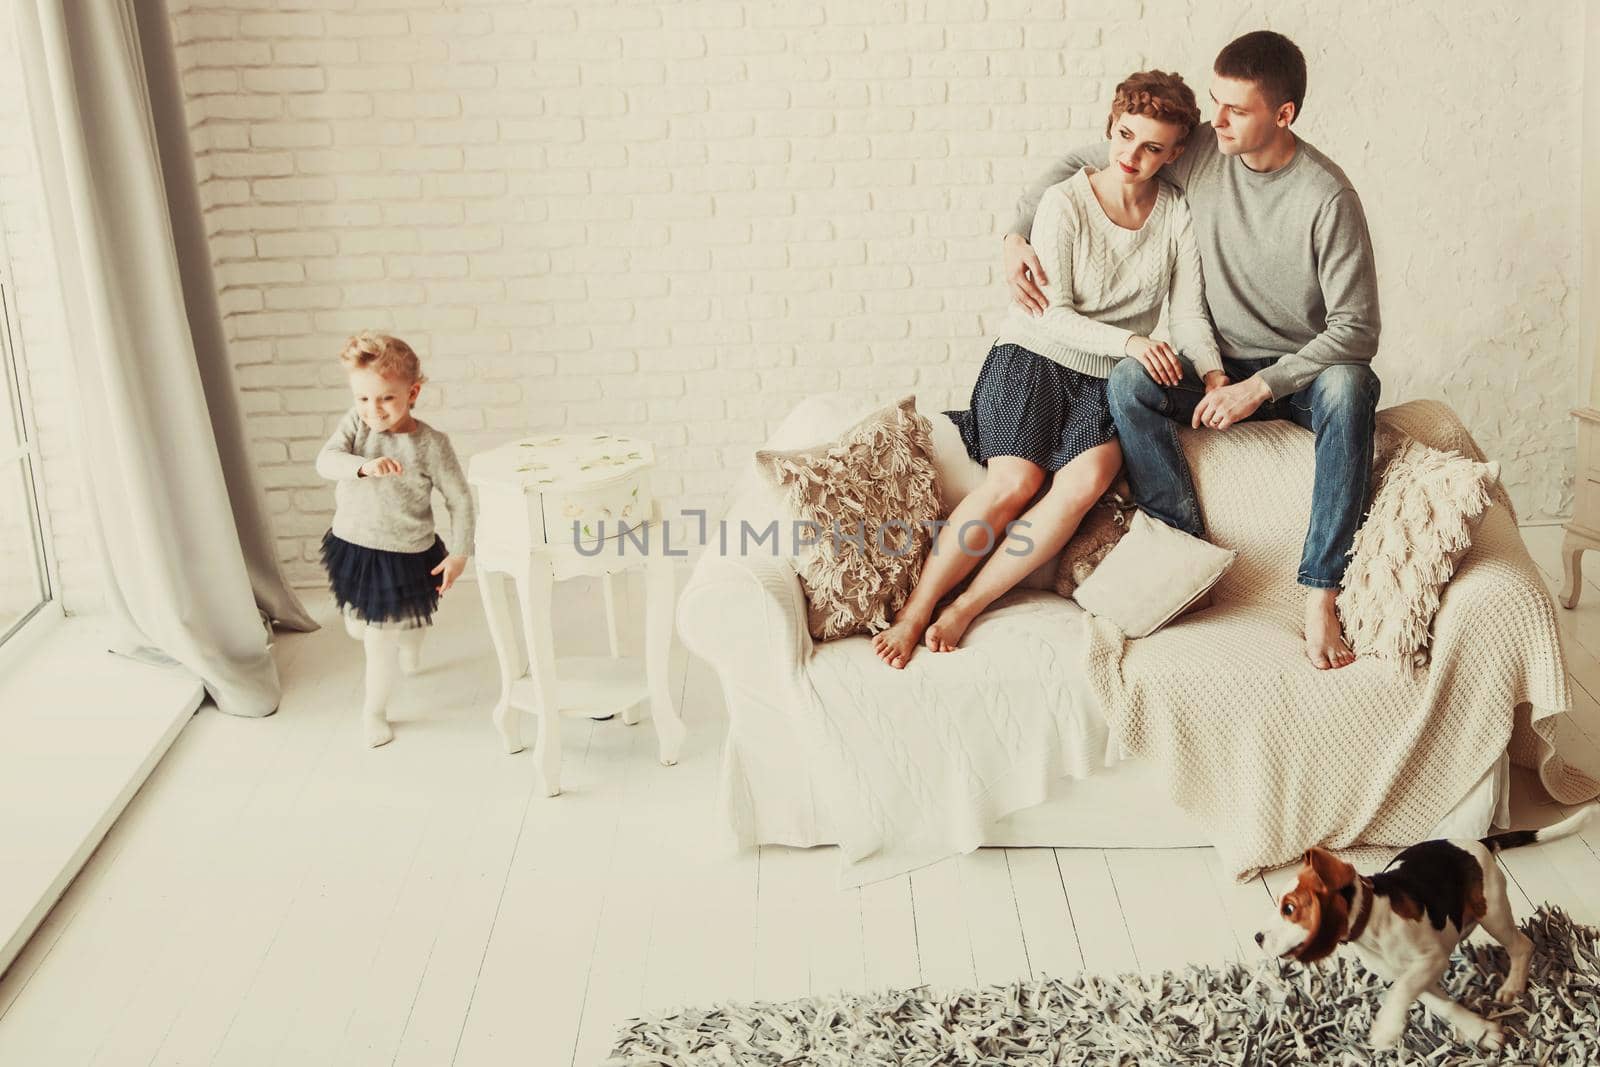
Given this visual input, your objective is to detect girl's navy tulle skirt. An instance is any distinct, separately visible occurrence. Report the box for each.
[321,530,448,629]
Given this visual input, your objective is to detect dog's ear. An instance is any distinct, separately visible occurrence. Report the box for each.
[1299,848,1326,891]
[1291,853,1356,965]
[1305,847,1355,893]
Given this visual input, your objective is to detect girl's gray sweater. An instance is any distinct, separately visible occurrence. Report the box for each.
[316,408,475,555]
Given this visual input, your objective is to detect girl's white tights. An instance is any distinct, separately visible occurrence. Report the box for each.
[345,616,423,748]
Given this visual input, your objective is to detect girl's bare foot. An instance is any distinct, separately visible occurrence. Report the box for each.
[926,597,982,653]
[873,609,931,669]
[1304,588,1355,669]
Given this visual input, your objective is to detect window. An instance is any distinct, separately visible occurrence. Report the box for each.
[0,276,51,647]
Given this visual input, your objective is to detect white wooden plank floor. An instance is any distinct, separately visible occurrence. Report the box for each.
[0,528,1598,1067]
[0,616,203,981]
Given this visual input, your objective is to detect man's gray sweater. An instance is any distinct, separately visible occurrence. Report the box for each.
[1009,126,1380,399]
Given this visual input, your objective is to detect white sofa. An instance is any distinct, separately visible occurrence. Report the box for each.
[675,393,1509,880]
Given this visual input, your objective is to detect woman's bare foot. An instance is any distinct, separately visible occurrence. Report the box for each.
[1304,588,1355,670]
[873,608,931,669]
[926,596,983,653]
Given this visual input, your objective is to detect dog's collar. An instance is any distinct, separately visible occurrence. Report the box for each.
[1342,877,1373,944]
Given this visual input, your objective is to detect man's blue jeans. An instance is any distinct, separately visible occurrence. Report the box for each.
[1104,356,1381,589]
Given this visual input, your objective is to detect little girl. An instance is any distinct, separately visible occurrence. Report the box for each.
[317,332,475,747]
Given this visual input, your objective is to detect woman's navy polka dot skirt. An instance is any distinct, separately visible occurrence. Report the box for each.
[945,342,1118,473]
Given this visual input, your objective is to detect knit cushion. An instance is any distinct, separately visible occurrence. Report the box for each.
[1338,436,1501,666]
[755,396,940,641]
[1071,510,1237,638]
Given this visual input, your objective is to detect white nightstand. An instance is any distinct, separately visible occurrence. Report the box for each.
[468,431,686,797]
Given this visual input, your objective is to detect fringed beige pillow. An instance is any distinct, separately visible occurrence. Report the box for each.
[1053,482,1138,599]
[755,396,939,641]
[1338,436,1501,666]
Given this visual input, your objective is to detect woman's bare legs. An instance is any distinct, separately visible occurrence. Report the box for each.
[872,456,1045,669]
[926,441,1122,652]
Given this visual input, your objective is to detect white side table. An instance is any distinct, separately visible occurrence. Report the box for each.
[468,432,686,797]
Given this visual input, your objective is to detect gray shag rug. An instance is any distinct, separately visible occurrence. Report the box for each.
[605,906,1599,1065]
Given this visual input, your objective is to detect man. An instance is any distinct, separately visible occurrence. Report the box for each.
[1004,30,1380,670]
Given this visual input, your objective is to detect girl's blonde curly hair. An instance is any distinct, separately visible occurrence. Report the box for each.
[338,331,426,384]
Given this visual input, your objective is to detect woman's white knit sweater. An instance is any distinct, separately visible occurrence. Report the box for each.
[997,167,1222,379]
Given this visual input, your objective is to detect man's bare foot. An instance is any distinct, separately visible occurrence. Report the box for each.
[873,608,931,670]
[926,597,982,653]
[1304,588,1355,670]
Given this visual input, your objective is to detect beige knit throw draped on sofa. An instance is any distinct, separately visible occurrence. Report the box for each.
[1083,400,1599,880]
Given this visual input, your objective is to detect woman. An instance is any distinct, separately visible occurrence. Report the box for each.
[873,70,1223,669]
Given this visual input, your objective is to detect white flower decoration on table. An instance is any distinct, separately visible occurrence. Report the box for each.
[487,433,656,489]
[468,431,658,551]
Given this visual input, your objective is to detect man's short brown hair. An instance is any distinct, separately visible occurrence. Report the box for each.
[1214,30,1307,124]
[1103,70,1202,142]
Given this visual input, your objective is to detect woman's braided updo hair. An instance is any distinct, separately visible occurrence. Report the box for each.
[338,331,425,384]
[1104,70,1202,142]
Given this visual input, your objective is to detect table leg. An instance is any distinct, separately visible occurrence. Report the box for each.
[603,571,642,725]
[478,569,525,754]
[1561,532,1588,609]
[516,557,563,796]
[645,553,686,766]
[603,571,623,657]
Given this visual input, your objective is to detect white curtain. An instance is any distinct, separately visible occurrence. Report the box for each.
[15,0,318,717]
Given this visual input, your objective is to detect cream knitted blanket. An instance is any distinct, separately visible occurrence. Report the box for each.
[1084,400,1599,880]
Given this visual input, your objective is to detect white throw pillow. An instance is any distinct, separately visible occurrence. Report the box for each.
[1071,511,1238,638]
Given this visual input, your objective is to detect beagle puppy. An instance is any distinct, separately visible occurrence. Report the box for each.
[1255,806,1594,1051]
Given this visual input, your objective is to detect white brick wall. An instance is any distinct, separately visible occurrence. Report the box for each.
[134,1,1600,583]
